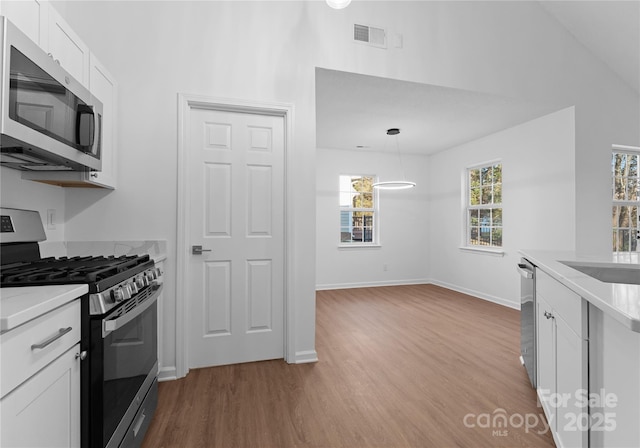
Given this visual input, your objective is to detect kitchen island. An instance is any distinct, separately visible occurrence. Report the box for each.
[520,250,640,448]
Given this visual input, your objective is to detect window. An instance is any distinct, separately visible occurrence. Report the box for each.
[466,163,502,248]
[612,148,639,252]
[339,175,377,245]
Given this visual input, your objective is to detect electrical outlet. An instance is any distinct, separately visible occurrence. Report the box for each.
[393,32,403,48]
[46,209,56,230]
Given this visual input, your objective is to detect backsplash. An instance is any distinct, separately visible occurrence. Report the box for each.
[39,240,167,263]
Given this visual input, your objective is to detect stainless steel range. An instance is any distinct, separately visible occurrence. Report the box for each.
[0,207,161,448]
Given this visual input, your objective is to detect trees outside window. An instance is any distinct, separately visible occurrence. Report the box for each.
[612,149,639,252]
[339,175,377,245]
[466,163,502,248]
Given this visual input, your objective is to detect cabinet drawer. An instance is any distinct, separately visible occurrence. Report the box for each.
[1,300,80,398]
[537,269,587,338]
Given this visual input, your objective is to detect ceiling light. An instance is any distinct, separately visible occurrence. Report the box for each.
[326,0,352,10]
[372,181,416,190]
[373,128,416,190]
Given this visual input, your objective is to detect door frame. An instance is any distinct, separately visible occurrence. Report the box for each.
[176,93,295,378]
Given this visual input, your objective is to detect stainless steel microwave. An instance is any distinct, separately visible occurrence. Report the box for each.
[0,16,102,171]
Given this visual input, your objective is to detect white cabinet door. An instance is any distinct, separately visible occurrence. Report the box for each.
[1,344,81,448]
[46,6,89,86]
[556,313,589,448]
[0,0,49,46]
[88,52,117,188]
[536,273,589,448]
[537,294,556,429]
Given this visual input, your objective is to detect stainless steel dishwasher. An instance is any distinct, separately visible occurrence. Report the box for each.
[517,258,536,388]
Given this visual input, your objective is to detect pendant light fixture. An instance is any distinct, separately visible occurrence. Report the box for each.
[373,128,416,190]
[326,0,352,10]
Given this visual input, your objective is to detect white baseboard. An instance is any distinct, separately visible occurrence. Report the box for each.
[293,350,318,363]
[317,278,519,310]
[316,278,431,291]
[158,365,178,382]
[158,353,317,382]
[428,279,520,310]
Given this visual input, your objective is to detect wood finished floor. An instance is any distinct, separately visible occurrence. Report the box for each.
[142,284,555,447]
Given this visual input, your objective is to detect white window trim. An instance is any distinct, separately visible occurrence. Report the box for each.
[338,244,382,249]
[338,174,380,247]
[611,146,640,253]
[461,160,504,254]
[459,246,505,256]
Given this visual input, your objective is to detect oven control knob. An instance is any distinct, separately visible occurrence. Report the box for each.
[137,277,147,288]
[111,288,124,302]
[122,284,132,300]
[130,281,139,294]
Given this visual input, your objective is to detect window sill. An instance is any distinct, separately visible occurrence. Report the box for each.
[459,246,505,257]
[338,244,382,250]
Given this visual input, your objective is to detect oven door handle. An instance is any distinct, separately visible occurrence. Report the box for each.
[102,284,163,338]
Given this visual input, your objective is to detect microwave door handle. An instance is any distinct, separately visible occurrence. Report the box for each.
[76,104,95,149]
[102,284,163,338]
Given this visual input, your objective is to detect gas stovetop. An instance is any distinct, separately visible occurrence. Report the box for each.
[0,208,161,315]
[0,254,154,292]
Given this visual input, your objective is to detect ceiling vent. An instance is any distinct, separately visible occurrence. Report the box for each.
[354,23,387,49]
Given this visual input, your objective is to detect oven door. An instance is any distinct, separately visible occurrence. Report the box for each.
[90,284,161,448]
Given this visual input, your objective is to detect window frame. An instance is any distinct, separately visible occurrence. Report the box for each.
[338,174,380,248]
[461,160,504,255]
[611,145,640,253]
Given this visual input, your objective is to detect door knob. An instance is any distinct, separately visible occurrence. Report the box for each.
[192,245,212,255]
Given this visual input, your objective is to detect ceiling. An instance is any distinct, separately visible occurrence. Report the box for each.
[316,1,639,155]
[540,0,639,95]
[315,68,559,154]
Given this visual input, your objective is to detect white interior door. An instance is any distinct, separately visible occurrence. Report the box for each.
[188,108,285,368]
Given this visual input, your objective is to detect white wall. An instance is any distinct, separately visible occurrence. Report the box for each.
[1,0,634,375]
[0,167,66,241]
[428,107,576,308]
[316,149,429,289]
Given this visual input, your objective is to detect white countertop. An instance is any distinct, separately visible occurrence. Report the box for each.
[0,284,88,332]
[520,250,640,332]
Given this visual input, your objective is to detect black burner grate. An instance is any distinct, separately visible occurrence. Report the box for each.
[0,254,153,291]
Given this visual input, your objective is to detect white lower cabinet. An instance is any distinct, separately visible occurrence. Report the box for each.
[1,344,81,448]
[0,298,82,448]
[536,269,589,448]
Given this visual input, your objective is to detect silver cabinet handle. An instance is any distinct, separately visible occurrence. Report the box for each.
[75,351,87,361]
[31,327,72,350]
[544,311,554,320]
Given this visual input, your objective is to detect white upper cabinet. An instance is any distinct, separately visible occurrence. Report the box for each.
[87,53,118,188]
[46,5,90,87]
[0,0,49,47]
[4,1,119,189]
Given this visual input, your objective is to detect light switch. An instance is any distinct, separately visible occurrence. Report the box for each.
[47,209,56,230]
